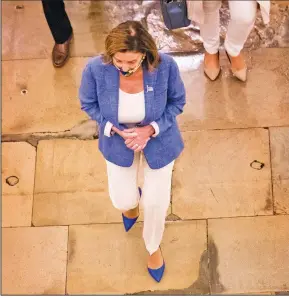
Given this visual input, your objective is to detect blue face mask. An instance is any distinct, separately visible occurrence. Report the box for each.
[114,55,145,77]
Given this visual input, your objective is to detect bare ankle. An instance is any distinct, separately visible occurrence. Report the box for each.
[148,248,163,269]
[123,205,139,218]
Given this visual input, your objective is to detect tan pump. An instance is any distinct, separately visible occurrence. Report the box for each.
[204,51,221,81]
[225,50,247,82]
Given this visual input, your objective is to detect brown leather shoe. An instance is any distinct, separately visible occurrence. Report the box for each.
[52,34,73,68]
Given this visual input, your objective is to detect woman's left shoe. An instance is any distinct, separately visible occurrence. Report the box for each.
[122,187,142,232]
[147,247,165,282]
[148,263,165,283]
[225,50,247,82]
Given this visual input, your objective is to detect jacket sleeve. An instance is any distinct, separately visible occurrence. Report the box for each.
[153,58,186,136]
[79,62,108,133]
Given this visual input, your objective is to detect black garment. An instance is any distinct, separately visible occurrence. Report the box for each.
[42,0,73,44]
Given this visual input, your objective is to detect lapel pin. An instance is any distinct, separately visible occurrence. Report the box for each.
[146,85,154,92]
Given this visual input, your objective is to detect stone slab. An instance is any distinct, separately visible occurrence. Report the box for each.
[33,139,171,226]
[34,139,105,194]
[2,195,33,228]
[208,215,289,294]
[2,58,87,134]
[172,129,272,219]
[2,142,36,195]
[2,142,36,227]
[66,221,207,294]
[270,127,289,214]
[2,226,68,295]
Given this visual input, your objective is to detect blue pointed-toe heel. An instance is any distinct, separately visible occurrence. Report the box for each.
[148,262,165,282]
[122,187,142,232]
[122,213,138,232]
[148,247,165,282]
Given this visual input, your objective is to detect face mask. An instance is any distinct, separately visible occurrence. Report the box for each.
[114,55,145,77]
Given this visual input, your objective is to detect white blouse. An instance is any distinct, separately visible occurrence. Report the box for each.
[104,89,159,137]
[118,89,145,126]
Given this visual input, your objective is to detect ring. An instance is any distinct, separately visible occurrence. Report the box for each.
[135,144,139,147]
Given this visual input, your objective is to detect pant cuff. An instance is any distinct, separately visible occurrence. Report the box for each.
[146,245,160,256]
[113,201,139,212]
[224,40,241,57]
[203,45,219,55]
[54,28,73,44]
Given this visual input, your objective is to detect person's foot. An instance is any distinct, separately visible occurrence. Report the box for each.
[228,51,246,71]
[148,247,164,270]
[226,51,247,82]
[52,33,73,68]
[204,51,221,81]
[123,205,139,219]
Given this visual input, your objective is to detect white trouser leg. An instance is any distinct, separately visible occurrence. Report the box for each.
[106,153,174,255]
[105,153,141,211]
[141,156,175,255]
[225,0,257,56]
[199,0,222,54]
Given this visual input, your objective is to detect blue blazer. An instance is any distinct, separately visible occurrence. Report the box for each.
[79,53,186,169]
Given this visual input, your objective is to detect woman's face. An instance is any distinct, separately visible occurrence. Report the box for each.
[113,51,144,72]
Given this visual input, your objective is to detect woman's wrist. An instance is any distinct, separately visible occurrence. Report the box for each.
[148,125,155,137]
[111,126,120,135]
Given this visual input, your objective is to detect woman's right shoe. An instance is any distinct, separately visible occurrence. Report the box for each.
[122,187,142,232]
[204,51,221,81]
[225,50,247,82]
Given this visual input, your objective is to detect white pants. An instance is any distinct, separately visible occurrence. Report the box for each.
[200,0,257,56]
[106,153,174,255]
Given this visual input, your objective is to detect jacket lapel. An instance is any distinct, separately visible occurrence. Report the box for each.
[103,64,121,128]
[140,66,158,126]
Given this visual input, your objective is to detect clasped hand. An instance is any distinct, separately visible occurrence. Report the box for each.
[112,125,155,152]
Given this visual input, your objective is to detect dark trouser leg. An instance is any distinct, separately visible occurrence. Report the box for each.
[42,0,73,44]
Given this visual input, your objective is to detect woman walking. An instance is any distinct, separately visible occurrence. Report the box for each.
[79,21,186,282]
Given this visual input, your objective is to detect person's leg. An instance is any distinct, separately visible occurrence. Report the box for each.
[105,153,141,216]
[41,0,73,67]
[225,0,257,81]
[200,0,222,54]
[141,156,175,268]
[225,0,257,57]
[199,0,222,80]
[42,0,72,44]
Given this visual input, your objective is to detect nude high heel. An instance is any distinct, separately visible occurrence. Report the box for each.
[225,50,247,82]
[204,51,221,81]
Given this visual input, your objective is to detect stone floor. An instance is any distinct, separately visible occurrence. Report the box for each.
[2,0,289,295]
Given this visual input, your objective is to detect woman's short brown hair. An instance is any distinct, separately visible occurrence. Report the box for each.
[103,21,160,71]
